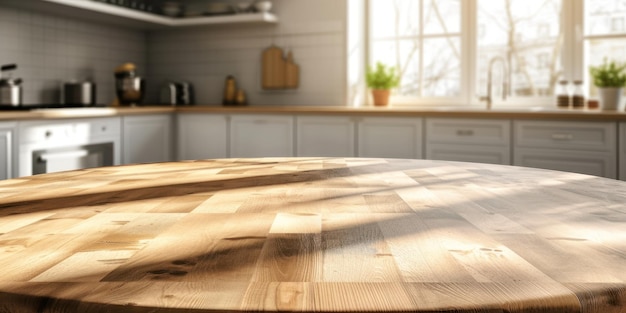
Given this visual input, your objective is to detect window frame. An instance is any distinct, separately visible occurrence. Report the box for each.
[364,0,589,108]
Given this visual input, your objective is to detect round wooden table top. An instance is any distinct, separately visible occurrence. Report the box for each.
[0,158,624,313]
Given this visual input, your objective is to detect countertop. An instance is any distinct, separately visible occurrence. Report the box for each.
[0,158,624,312]
[0,106,175,121]
[3,105,626,121]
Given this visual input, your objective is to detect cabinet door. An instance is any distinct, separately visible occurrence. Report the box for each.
[230,115,294,158]
[296,116,355,157]
[0,127,13,180]
[122,114,173,164]
[514,148,617,179]
[358,117,423,159]
[177,114,227,160]
[427,144,511,165]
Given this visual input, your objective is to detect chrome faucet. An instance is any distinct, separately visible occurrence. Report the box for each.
[480,56,509,110]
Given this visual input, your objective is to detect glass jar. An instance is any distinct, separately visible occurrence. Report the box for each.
[572,80,585,108]
[556,80,570,108]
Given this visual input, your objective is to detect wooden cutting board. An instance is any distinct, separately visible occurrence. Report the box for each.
[262,45,286,90]
[262,46,299,90]
[285,51,299,89]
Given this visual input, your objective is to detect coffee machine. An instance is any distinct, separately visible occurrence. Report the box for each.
[114,63,145,106]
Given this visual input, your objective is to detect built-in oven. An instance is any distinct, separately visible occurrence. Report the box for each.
[32,142,114,175]
[18,117,121,177]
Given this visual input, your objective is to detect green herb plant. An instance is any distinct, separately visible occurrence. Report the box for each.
[589,59,626,88]
[366,62,400,90]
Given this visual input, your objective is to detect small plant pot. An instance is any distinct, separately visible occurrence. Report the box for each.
[371,89,391,107]
[598,87,624,110]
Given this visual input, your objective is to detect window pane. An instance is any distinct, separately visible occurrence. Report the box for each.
[369,0,462,99]
[423,38,461,96]
[587,39,626,65]
[586,0,626,35]
[477,0,563,97]
[371,39,420,96]
[370,0,420,38]
[585,1,626,96]
[424,0,461,35]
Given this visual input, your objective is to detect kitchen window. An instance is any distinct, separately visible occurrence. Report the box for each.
[366,0,626,107]
[585,0,626,97]
[369,0,464,105]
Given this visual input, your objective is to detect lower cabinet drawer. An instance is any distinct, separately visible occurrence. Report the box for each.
[427,118,510,145]
[427,144,511,165]
[514,148,617,179]
[514,120,617,152]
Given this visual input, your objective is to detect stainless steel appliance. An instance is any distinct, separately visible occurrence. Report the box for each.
[63,81,96,106]
[160,81,194,105]
[0,64,22,106]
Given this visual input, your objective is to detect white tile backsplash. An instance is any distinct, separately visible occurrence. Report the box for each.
[0,6,147,105]
[147,0,347,106]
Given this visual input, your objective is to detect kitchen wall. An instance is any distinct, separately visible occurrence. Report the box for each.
[0,5,147,105]
[0,0,347,107]
[147,0,348,106]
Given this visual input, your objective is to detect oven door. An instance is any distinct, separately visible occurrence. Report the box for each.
[32,142,113,175]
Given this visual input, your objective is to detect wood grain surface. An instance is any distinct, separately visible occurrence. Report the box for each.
[0,158,624,313]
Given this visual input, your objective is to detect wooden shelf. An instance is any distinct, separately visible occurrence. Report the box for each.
[3,0,278,29]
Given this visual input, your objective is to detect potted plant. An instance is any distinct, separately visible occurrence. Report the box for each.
[366,62,400,106]
[589,59,626,110]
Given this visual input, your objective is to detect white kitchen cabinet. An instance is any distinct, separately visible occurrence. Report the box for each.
[357,117,423,159]
[230,115,294,158]
[0,122,16,180]
[514,120,617,178]
[177,114,228,161]
[296,116,356,157]
[426,118,511,165]
[122,114,173,165]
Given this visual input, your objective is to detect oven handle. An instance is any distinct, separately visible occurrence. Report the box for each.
[37,150,90,163]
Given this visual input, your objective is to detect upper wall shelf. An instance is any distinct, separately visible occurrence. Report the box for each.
[3,0,278,29]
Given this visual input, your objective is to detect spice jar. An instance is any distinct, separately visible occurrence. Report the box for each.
[572,80,585,108]
[235,89,247,106]
[556,80,570,108]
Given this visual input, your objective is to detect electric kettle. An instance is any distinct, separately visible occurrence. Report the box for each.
[0,64,22,106]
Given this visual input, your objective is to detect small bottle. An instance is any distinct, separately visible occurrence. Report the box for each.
[222,76,237,106]
[572,80,585,108]
[556,80,570,108]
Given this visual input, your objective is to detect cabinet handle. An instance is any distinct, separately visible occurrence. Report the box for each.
[45,130,52,138]
[456,129,474,136]
[551,133,573,141]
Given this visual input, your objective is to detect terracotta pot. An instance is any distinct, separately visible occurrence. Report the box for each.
[372,89,391,106]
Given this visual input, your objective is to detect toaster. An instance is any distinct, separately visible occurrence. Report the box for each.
[160,81,194,106]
